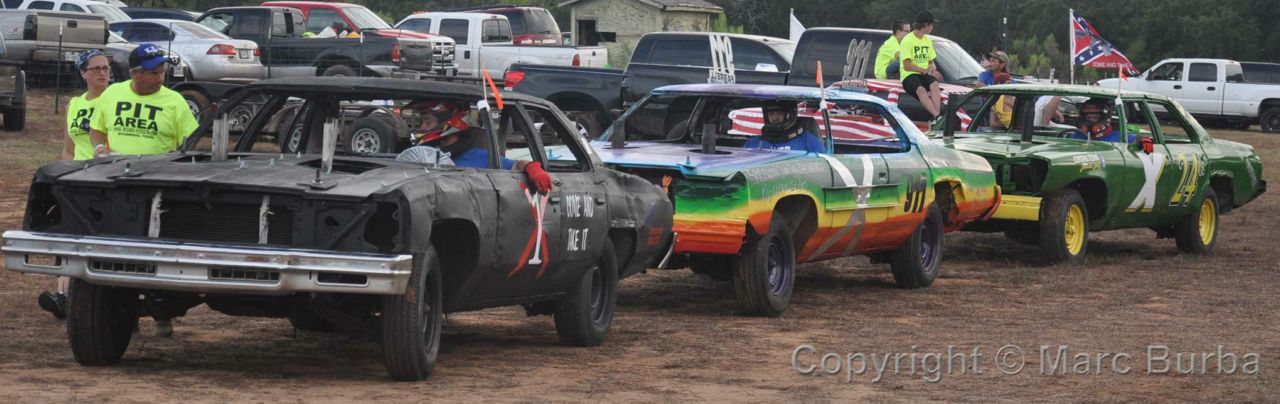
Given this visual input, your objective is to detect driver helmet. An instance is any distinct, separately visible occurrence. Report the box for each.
[409,100,471,145]
[760,100,800,142]
[1078,98,1114,137]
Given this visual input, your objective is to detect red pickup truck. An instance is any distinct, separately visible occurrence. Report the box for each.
[261,1,440,40]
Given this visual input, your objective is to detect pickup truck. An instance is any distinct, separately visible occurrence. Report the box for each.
[445,4,563,45]
[506,32,794,136]
[0,9,153,84]
[0,60,26,130]
[394,12,605,80]
[1098,58,1280,133]
[195,6,455,80]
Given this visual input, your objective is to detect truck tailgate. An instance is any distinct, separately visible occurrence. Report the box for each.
[396,37,455,74]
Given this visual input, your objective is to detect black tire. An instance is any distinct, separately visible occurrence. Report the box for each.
[554,239,619,347]
[66,279,137,366]
[889,206,943,288]
[1039,188,1089,265]
[322,64,358,77]
[732,215,795,317]
[1232,120,1252,131]
[381,249,444,381]
[1261,107,1280,133]
[181,89,210,122]
[3,107,25,131]
[688,254,733,281]
[570,111,603,139]
[345,116,398,154]
[1174,189,1219,254]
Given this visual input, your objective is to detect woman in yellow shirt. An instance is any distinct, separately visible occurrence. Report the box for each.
[41,50,113,319]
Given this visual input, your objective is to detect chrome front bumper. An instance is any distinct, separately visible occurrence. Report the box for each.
[2,231,413,296]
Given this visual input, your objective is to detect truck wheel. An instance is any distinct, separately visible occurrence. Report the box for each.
[181,90,210,121]
[67,279,138,366]
[322,64,358,77]
[1039,188,1089,265]
[381,249,443,381]
[688,254,733,281]
[732,215,795,317]
[570,111,602,139]
[1174,189,1218,254]
[2,108,25,131]
[1261,107,1280,133]
[889,205,943,288]
[346,116,398,154]
[554,239,619,347]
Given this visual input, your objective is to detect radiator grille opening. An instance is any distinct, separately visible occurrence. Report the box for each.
[316,273,367,285]
[209,267,281,282]
[89,260,157,275]
[158,201,293,245]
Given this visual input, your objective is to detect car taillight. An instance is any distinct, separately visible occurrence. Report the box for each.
[572,54,580,66]
[254,48,261,57]
[391,43,401,63]
[504,70,525,90]
[207,44,236,55]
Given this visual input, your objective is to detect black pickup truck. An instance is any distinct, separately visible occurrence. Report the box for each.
[509,28,986,128]
[505,32,795,135]
[194,6,454,80]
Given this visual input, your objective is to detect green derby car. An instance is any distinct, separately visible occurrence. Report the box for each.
[932,84,1266,264]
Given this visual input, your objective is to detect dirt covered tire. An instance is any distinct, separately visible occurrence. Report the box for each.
[1261,107,1280,133]
[181,89,210,122]
[1174,189,1219,254]
[3,107,25,131]
[688,254,733,281]
[381,249,444,381]
[346,116,398,154]
[569,111,603,139]
[1039,188,1089,265]
[890,206,944,288]
[554,239,619,346]
[732,215,795,317]
[67,278,138,366]
[322,64,358,77]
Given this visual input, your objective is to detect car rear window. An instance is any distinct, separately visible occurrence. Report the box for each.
[493,8,560,36]
[174,21,228,40]
[647,39,710,66]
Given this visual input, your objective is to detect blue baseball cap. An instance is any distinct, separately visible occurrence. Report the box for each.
[129,43,167,70]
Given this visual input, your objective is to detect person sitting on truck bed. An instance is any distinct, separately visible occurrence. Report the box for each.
[743,100,825,154]
[874,19,911,80]
[899,11,944,120]
[1067,98,1136,143]
[411,100,554,193]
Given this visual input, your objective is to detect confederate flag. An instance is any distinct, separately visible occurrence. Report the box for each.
[1070,9,1138,74]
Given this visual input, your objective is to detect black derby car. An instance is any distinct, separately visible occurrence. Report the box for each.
[2,77,673,381]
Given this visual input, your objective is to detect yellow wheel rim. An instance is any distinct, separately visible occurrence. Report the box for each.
[1199,197,1217,245]
[1064,205,1085,255]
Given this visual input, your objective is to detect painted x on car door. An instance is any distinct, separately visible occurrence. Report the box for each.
[1109,100,1184,228]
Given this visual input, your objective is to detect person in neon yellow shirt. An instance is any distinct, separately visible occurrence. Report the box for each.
[60,50,111,161]
[874,19,910,80]
[899,11,944,119]
[38,50,114,320]
[89,44,198,158]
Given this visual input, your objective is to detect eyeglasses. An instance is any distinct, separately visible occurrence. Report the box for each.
[82,66,111,73]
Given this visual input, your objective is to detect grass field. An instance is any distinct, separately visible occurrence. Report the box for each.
[0,89,1276,401]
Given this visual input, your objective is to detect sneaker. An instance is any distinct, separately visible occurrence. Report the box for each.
[37,291,67,319]
[155,319,173,338]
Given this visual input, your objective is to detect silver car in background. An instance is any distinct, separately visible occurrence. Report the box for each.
[109,19,264,83]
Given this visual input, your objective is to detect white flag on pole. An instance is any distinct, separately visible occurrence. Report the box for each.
[789,9,805,42]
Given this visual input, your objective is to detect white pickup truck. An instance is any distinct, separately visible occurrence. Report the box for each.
[1098,58,1280,132]
[394,12,607,80]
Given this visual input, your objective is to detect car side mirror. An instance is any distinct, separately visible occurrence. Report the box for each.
[1138,136,1154,154]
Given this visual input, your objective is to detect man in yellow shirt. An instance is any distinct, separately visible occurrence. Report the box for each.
[874,20,910,80]
[89,44,198,158]
[899,11,944,120]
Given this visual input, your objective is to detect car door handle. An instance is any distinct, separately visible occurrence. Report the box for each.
[1174,85,1182,89]
[464,50,471,59]
[549,196,562,204]
[595,197,606,205]
[1207,86,1215,91]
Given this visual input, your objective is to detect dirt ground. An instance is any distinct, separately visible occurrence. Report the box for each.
[1,89,1277,401]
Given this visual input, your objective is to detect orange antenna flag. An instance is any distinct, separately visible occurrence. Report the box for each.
[482,68,504,110]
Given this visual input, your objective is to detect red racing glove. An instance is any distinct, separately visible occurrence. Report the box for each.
[524,162,553,194]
